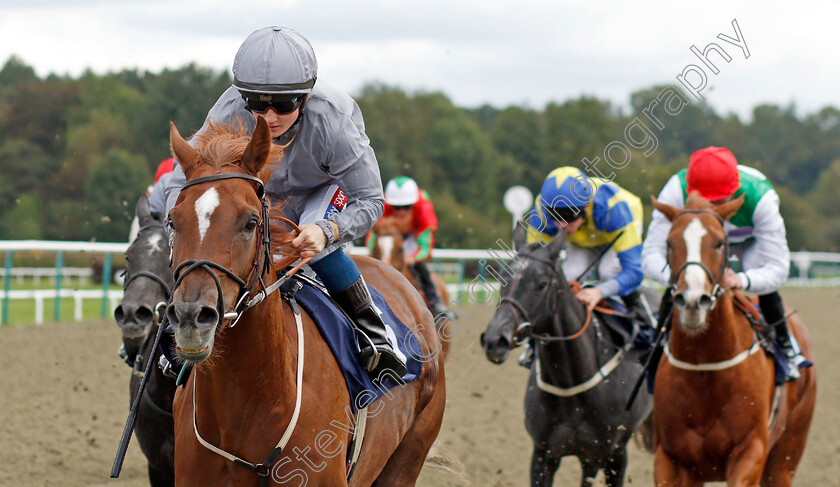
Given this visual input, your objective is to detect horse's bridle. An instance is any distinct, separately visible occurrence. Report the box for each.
[499,251,585,345]
[170,173,303,329]
[123,223,172,323]
[667,208,730,308]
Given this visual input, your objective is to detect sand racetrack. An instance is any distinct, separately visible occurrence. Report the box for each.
[0,287,837,486]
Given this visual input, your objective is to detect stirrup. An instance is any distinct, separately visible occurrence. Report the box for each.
[518,345,534,369]
[357,330,408,378]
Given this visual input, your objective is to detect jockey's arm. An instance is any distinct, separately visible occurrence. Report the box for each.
[740,191,790,294]
[317,116,384,245]
[642,175,684,286]
[413,228,435,262]
[597,239,643,299]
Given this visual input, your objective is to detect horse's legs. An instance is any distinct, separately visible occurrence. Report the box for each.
[603,448,628,487]
[761,385,816,485]
[579,460,600,487]
[530,446,561,487]
[370,381,446,487]
[654,446,701,487]
[725,436,768,487]
[147,464,175,487]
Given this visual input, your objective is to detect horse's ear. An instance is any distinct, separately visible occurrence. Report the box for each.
[714,193,745,222]
[136,194,151,226]
[170,122,200,179]
[546,230,566,262]
[242,117,272,175]
[512,223,528,252]
[651,195,679,222]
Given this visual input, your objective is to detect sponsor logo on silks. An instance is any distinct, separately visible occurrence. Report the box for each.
[324,188,348,220]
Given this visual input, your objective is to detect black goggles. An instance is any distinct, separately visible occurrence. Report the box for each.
[243,95,306,115]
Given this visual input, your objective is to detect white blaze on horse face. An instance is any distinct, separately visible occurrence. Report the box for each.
[147,233,164,255]
[682,218,709,305]
[379,235,394,266]
[194,188,220,243]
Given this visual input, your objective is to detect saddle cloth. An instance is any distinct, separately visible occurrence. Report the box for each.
[280,276,423,412]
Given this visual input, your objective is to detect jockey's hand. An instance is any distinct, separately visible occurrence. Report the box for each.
[403,254,416,266]
[723,268,741,289]
[291,224,328,259]
[575,287,603,311]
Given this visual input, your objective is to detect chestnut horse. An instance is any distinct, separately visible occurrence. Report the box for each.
[369,216,451,359]
[166,118,446,486]
[651,193,816,486]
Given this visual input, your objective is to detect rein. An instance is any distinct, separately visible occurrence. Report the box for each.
[504,253,610,345]
[172,173,310,329]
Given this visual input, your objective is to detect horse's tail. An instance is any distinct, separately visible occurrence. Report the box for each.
[424,440,470,485]
[633,411,655,453]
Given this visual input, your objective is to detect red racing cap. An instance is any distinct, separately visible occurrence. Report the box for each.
[686,146,740,201]
[154,158,175,185]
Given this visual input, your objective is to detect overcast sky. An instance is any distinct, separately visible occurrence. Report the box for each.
[1,0,837,119]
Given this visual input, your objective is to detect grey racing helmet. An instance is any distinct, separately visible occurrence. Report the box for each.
[233,26,317,102]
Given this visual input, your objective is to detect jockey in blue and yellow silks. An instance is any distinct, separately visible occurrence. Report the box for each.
[526,167,646,308]
[517,167,650,368]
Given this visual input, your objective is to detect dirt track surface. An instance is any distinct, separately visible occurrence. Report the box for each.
[0,288,837,486]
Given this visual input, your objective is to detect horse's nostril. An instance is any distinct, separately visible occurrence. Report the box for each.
[114,305,125,324]
[166,304,179,325]
[699,295,713,308]
[674,294,686,308]
[197,306,219,328]
[497,335,511,350]
[135,306,154,325]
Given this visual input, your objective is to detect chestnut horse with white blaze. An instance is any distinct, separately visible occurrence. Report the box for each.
[369,216,451,359]
[651,193,816,487]
[166,118,446,486]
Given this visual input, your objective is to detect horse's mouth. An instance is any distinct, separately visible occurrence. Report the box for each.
[176,344,211,362]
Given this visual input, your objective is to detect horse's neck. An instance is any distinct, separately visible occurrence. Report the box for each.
[538,279,601,386]
[193,291,296,432]
[670,292,755,363]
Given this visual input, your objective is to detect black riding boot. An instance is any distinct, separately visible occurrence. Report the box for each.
[409,262,451,318]
[759,291,809,382]
[621,290,655,331]
[333,276,408,379]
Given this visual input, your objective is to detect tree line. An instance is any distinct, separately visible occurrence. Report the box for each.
[0,56,837,251]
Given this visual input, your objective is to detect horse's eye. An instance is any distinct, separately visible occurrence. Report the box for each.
[715,240,725,250]
[538,281,549,290]
[244,218,259,232]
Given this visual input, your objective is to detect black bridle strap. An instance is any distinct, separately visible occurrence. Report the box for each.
[123,271,172,300]
[668,208,729,297]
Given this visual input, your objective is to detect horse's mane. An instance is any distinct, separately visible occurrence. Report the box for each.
[190,120,284,180]
[189,120,299,266]
[685,191,715,210]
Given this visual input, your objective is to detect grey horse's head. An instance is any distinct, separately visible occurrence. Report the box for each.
[114,195,173,358]
[481,225,567,364]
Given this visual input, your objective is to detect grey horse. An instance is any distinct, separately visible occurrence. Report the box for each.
[113,195,175,487]
[480,225,654,487]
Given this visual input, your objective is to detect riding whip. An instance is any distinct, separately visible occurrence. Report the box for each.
[110,316,169,478]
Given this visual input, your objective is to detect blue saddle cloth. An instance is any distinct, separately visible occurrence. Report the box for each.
[281,278,424,412]
[158,278,423,413]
